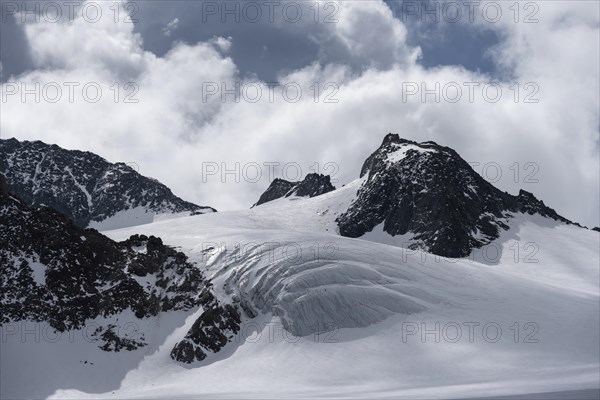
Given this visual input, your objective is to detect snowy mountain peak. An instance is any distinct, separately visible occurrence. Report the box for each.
[338,134,575,257]
[0,138,216,228]
[360,134,450,178]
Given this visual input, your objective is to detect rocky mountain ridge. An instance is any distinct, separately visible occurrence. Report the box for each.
[0,174,237,362]
[337,134,575,257]
[0,138,215,227]
[253,173,336,207]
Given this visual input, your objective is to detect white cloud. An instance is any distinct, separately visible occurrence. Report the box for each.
[210,36,233,53]
[21,2,146,80]
[1,0,598,227]
[274,0,420,71]
[162,17,179,37]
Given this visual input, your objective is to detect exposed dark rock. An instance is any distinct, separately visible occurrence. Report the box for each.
[0,138,215,227]
[253,179,296,207]
[171,304,241,363]
[170,340,207,363]
[253,173,335,207]
[337,134,575,258]
[0,175,234,358]
[592,227,600,232]
[92,324,147,352]
[289,173,336,198]
[0,174,8,196]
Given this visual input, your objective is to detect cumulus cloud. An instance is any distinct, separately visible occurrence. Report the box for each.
[162,18,179,37]
[210,36,233,53]
[20,4,145,79]
[1,0,598,227]
[274,0,420,71]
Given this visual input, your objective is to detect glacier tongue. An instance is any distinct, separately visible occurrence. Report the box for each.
[208,235,435,336]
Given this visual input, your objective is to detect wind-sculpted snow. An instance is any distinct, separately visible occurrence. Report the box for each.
[209,239,432,336]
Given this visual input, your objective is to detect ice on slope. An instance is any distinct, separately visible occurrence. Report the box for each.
[210,237,430,335]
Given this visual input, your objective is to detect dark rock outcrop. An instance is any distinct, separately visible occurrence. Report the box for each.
[170,304,241,363]
[253,178,296,206]
[0,138,215,227]
[337,134,574,257]
[0,175,237,360]
[253,173,335,207]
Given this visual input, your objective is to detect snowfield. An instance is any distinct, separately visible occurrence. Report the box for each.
[2,191,599,399]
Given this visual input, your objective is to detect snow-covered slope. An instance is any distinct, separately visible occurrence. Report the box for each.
[200,176,365,233]
[29,209,597,400]
[2,200,598,398]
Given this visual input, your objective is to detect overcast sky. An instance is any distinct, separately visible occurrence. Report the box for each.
[1,0,599,227]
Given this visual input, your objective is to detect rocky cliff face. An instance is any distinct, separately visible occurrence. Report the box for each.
[253,173,336,207]
[337,134,573,257]
[0,175,237,361]
[0,138,215,227]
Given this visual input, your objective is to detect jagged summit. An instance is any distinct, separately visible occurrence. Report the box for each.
[0,138,215,228]
[338,134,574,257]
[253,178,296,207]
[253,173,335,207]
